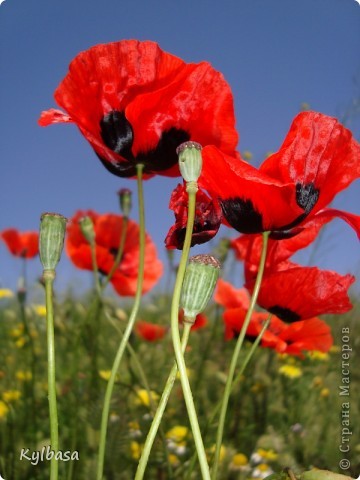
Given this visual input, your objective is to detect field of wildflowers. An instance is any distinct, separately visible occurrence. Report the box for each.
[0,39,359,480]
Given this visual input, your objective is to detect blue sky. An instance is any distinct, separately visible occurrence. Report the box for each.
[0,0,359,297]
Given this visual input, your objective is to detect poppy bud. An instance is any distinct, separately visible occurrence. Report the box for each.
[79,216,95,245]
[39,213,67,272]
[181,254,220,321]
[118,188,132,217]
[177,141,203,183]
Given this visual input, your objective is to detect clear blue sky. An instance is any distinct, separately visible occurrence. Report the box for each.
[0,0,359,296]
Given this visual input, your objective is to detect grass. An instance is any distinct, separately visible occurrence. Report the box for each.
[0,286,359,479]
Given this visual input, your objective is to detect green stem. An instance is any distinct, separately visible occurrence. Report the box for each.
[185,314,271,480]
[44,270,59,480]
[135,322,192,480]
[89,241,102,297]
[102,215,129,289]
[96,164,145,480]
[231,314,272,391]
[170,182,211,480]
[211,231,269,479]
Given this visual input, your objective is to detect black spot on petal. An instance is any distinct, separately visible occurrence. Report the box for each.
[97,113,190,177]
[220,197,263,233]
[268,305,301,323]
[296,182,319,214]
[138,128,190,174]
[100,110,134,161]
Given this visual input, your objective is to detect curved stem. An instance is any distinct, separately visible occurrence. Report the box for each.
[170,183,211,480]
[44,271,59,480]
[211,231,270,479]
[135,322,192,480]
[96,164,145,480]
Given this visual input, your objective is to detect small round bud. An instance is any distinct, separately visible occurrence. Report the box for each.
[39,213,67,271]
[181,254,220,320]
[118,188,132,217]
[177,141,203,183]
[79,216,95,245]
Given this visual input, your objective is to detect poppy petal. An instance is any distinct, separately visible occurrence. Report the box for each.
[200,146,303,233]
[1,229,39,258]
[38,108,73,126]
[254,265,355,321]
[39,40,238,178]
[135,321,167,342]
[260,111,360,216]
[214,278,250,310]
[66,209,163,296]
[165,183,222,249]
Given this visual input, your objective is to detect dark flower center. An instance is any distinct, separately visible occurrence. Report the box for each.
[219,197,264,233]
[100,111,135,160]
[295,182,319,214]
[98,110,190,177]
[267,305,301,323]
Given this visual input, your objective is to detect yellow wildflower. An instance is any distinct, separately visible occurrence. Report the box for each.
[134,389,159,407]
[0,289,14,299]
[257,448,278,461]
[130,441,142,460]
[168,454,180,466]
[329,345,341,354]
[16,370,32,381]
[176,368,192,380]
[231,452,249,467]
[207,444,227,463]
[166,425,189,443]
[0,401,9,419]
[278,364,302,379]
[15,337,27,348]
[98,370,112,381]
[33,305,47,317]
[320,388,330,398]
[9,324,24,338]
[308,351,329,361]
[2,390,21,403]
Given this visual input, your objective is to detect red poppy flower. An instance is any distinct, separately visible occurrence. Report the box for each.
[231,232,355,323]
[179,309,208,331]
[1,229,39,259]
[200,112,360,237]
[252,263,355,322]
[215,279,333,355]
[39,40,238,179]
[165,183,222,249]
[135,321,167,342]
[215,278,267,340]
[231,213,339,274]
[265,318,333,356]
[66,210,163,296]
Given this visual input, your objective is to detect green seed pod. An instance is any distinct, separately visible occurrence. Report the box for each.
[39,213,67,271]
[118,188,132,217]
[181,254,220,321]
[79,216,95,245]
[177,141,203,183]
